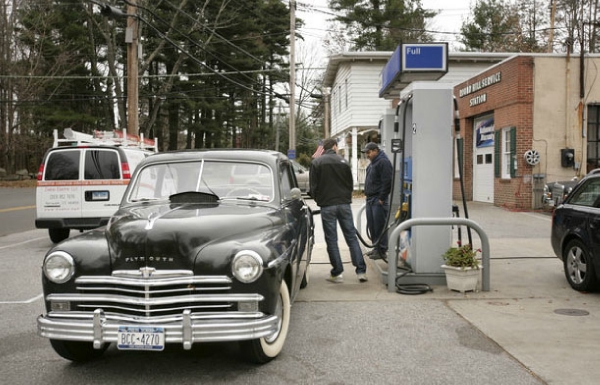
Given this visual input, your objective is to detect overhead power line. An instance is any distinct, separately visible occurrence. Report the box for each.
[122,0,292,103]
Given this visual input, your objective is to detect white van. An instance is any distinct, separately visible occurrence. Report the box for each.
[35,129,157,243]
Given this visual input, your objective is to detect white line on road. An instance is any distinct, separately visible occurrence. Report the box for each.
[0,293,43,304]
[0,236,46,251]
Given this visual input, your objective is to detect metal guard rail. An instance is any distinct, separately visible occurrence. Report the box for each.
[387,217,490,293]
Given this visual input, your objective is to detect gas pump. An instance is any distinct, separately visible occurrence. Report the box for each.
[379,82,454,286]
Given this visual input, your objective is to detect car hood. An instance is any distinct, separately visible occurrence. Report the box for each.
[106,201,280,271]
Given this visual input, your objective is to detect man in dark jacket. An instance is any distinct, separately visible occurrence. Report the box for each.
[310,138,367,283]
[362,142,393,260]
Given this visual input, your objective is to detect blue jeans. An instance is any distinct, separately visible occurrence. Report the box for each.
[320,204,366,276]
[366,197,389,253]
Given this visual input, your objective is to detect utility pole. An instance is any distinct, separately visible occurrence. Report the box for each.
[324,88,330,138]
[548,0,556,53]
[126,0,139,137]
[288,0,296,159]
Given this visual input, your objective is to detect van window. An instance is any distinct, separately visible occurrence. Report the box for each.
[45,151,80,180]
[84,150,120,180]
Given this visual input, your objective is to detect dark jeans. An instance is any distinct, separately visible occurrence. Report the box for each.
[320,204,366,276]
[366,196,389,253]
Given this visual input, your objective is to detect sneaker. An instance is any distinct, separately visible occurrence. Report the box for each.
[369,251,385,260]
[357,273,368,282]
[365,249,378,257]
[326,274,343,283]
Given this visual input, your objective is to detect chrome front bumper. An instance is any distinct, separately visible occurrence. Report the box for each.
[38,308,279,350]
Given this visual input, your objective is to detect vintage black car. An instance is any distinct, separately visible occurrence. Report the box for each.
[37,149,315,363]
[551,173,600,291]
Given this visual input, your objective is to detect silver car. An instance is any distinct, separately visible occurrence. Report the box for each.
[291,160,309,193]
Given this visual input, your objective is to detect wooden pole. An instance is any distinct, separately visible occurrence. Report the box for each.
[126,0,139,136]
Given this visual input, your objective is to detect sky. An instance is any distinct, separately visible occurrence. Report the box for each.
[295,0,475,65]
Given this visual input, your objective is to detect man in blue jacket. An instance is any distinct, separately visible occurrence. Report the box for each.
[310,138,367,283]
[362,142,393,260]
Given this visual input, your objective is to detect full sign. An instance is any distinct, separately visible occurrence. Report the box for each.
[401,43,448,72]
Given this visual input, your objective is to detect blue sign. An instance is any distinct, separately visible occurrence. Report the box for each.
[379,43,448,98]
[380,46,402,93]
[287,149,296,160]
[402,43,447,72]
[475,117,494,148]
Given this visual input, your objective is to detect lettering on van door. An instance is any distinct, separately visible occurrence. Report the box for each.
[43,186,80,211]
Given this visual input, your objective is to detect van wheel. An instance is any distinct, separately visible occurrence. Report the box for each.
[49,228,70,243]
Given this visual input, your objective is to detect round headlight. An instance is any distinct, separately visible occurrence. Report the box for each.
[43,251,75,284]
[232,250,263,283]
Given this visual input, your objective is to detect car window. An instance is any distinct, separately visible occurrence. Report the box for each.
[280,163,295,200]
[129,160,274,202]
[124,150,149,174]
[291,161,307,173]
[84,149,121,180]
[568,178,600,207]
[45,150,80,180]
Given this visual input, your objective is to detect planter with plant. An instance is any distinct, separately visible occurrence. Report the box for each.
[441,243,481,293]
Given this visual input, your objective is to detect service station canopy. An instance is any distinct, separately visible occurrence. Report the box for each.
[379,43,448,99]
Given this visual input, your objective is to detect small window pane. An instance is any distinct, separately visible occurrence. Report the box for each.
[85,150,120,180]
[45,151,80,180]
[588,123,598,141]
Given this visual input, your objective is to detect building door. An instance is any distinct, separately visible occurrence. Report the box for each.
[473,115,494,203]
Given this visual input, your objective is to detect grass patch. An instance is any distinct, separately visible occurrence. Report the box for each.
[0,179,36,188]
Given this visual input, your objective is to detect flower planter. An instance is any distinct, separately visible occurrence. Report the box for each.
[441,264,481,293]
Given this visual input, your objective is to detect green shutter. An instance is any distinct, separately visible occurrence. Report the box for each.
[510,127,517,178]
[494,130,501,177]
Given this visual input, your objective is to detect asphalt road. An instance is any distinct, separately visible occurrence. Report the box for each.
[0,187,36,236]
[0,228,541,385]
[0,190,543,385]
[2,190,596,384]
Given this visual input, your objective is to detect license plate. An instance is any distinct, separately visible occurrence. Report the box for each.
[117,326,165,351]
[92,191,109,201]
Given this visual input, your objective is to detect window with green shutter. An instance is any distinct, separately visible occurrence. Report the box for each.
[496,126,517,179]
[494,130,501,177]
[510,127,516,178]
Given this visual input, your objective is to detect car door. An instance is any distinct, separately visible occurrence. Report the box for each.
[37,149,82,220]
[279,160,308,296]
[82,148,127,218]
[565,178,600,270]
[588,181,600,269]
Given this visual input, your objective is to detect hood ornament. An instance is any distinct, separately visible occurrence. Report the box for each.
[139,266,156,278]
[145,212,159,230]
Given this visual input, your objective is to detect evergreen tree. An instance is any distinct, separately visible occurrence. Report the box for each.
[327,0,437,51]
[460,0,523,52]
[16,0,111,134]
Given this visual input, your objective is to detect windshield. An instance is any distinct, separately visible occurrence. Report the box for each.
[128,160,274,202]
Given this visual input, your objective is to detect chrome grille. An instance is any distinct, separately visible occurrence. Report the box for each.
[71,269,239,317]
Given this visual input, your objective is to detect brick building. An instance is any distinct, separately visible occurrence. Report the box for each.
[324,51,600,209]
[454,54,600,209]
